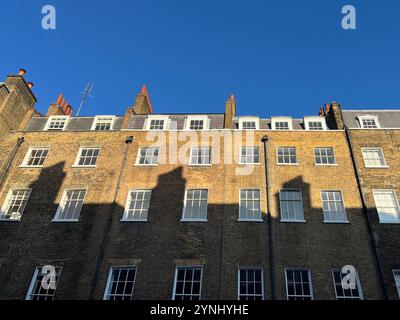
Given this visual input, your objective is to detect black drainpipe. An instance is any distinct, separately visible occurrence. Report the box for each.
[261,136,275,300]
[89,136,134,300]
[344,127,388,299]
[0,137,25,189]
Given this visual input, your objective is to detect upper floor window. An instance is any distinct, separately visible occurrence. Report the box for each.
[240,146,260,164]
[173,266,202,300]
[358,115,380,129]
[26,266,62,300]
[321,190,348,223]
[279,189,304,222]
[361,148,387,168]
[0,188,32,221]
[393,270,400,299]
[372,190,400,224]
[74,147,100,167]
[271,117,293,130]
[276,147,297,165]
[145,116,169,130]
[136,147,159,165]
[104,267,137,300]
[285,269,313,300]
[238,268,264,300]
[53,189,86,222]
[149,119,165,130]
[304,117,327,131]
[190,147,211,165]
[91,116,115,131]
[239,189,262,221]
[122,190,151,221]
[185,116,209,130]
[332,269,363,300]
[182,189,208,221]
[314,147,336,165]
[44,116,69,131]
[21,147,49,167]
[239,117,259,130]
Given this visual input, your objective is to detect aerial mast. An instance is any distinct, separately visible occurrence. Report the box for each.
[76,82,94,116]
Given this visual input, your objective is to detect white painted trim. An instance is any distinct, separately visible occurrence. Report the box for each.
[121,189,152,222]
[172,266,203,300]
[73,146,100,167]
[238,117,260,130]
[304,116,327,131]
[103,266,138,300]
[0,188,32,221]
[145,115,171,131]
[20,146,50,168]
[361,147,388,168]
[320,190,349,223]
[332,268,363,300]
[53,188,87,222]
[237,268,264,300]
[238,188,262,221]
[284,268,314,300]
[91,115,116,131]
[279,189,305,222]
[238,146,261,165]
[313,147,337,165]
[271,117,293,130]
[357,115,381,129]
[372,189,400,224]
[184,115,209,130]
[44,115,70,131]
[181,189,208,221]
[189,147,212,166]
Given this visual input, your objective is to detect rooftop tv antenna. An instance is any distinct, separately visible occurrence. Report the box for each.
[76,82,94,116]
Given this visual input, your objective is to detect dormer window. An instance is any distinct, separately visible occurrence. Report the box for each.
[145,116,170,130]
[44,116,70,131]
[185,116,209,130]
[91,116,115,131]
[239,117,259,130]
[358,115,380,129]
[271,117,293,130]
[304,117,327,131]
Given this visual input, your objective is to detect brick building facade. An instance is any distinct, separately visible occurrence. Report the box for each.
[0,69,398,300]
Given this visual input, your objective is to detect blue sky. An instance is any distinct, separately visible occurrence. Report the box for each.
[1,0,399,117]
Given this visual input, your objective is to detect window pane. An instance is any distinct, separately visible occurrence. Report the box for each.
[174,267,202,300]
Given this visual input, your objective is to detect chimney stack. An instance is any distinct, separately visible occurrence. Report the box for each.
[132,84,153,115]
[47,93,73,116]
[224,94,236,129]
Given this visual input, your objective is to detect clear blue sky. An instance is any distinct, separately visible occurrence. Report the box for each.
[1,0,399,117]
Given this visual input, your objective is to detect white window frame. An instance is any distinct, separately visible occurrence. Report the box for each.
[393,269,400,299]
[239,146,260,165]
[189,147,212,166]
[372,189,400,224]
[52,188,87,222]
[185,115,209,131]
[271,117,293,130]
[103,266,137,300]
[332,268,363,300]
[0,188,32,221]
[145,115,170,131]
[314,147,336,166]
[121,189,152,222]
[321,190,349,223]
[91,115,116,131]
[20,147,50,168]
[357,115,380,129]
[361,148,388,168]
[304,116,327,131]
[135,147,160,166]
[285,268,314,300]
[238,117,260,130]
[73,147,100,168]
[172,266,203,300]
[279,189,305,223]
[44,115,70,131]
[237,268,264,300]
[276,147,298,165]
[238,189,262,222]
[181,189,208,222]
[26,266,62,300]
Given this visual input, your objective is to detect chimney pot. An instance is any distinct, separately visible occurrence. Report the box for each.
[18,68,27,76]
[229,94,235,101]
[27,82,34,89]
